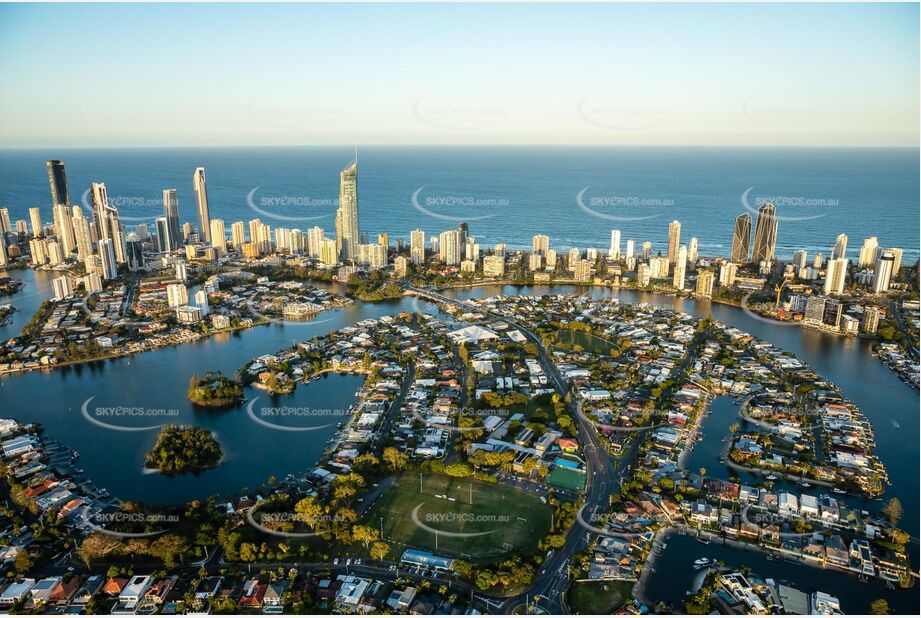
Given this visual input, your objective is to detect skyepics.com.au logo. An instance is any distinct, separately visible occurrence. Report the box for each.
[245,187,337,223]
[576,187,667,222]
[412,98,509,131]
[740,187,837,223]
[246,397,348,432]
[577,97,672,131]
[79,189,160,223]
[410,504,506,539]
[245,507,351,538]
[82,511,179,539]
[81,397,179,432]
[411,187,507,222]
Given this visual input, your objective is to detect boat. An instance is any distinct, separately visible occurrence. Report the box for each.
[766,474,778,481]
[693,558,711,566]
[831,488,847,495]
[799,480,811,488]
[696,536,711,545]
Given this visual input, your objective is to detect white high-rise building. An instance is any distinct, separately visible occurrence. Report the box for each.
[51,275,73,301]
[688,237,698,262]
[792,250,808,271]
[667,220,681,264]
[858,237,879,268]
[336,159,360,261]
[307,226,325,258]
[832,234,848,260]
[410,228,426,265]
[625,239,636,260]
[872,251,895,294]
[167,283,189,307]
[439,230,460,265]
[72,206,93,260]
[636,263,651,286]
[193,167,211,243]
[176,261,188,283]
[210,219,226,249]
[99,238,117,280]
[889,248,904,280]
[29,207,42,237]
[231,221,246,249]
[532,234,550,257]
[608,230,621,259]
[719,262,738,287]
[672,245,687,289]
[823,258,849,294]
[195,289,210,316]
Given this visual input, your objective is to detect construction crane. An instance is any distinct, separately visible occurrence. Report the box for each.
[774,273,794,309]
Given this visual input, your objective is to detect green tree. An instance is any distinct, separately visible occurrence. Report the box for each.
[870,599,890,615]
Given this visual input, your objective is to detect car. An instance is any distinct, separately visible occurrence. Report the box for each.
[355,558,362,565]
[333,558,340,565]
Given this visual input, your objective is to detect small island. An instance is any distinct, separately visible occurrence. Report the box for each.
[144,425,223,475]
[187,371,244,408]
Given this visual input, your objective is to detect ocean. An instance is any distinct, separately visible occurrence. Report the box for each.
[0,146,918,261]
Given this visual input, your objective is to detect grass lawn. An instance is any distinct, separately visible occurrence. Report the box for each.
[570,579,633,614]
[547,466,585,491]
[558,329,620,356]
[363,472,553,562]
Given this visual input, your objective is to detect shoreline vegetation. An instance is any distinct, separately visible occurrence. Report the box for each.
[144,425,223,475]
[187,371,245,407]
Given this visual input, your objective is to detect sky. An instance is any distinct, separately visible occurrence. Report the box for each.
[0,2,918,148]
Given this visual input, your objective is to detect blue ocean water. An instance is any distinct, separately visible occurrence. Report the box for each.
[0,146,917,261]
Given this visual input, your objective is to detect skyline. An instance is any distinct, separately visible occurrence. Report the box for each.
[1,3,919,148]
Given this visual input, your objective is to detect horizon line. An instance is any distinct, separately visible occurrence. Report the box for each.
[1,143,918,151]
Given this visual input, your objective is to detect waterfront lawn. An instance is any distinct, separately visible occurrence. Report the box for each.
[363,472,552,561]
[570,579,633,614]
[558,329,620,356]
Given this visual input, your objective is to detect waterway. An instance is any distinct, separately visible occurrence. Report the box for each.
[0,273,916,610]
[643,532,914,614]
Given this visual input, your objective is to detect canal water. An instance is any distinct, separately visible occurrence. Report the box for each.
[643,533,914,614]
[1,273,916,610]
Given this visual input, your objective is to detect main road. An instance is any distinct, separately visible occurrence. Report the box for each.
[405,286,620,614]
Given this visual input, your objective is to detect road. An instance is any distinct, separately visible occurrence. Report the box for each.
[404,286,619,614]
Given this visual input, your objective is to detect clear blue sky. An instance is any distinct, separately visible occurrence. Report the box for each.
[1,2,917,147]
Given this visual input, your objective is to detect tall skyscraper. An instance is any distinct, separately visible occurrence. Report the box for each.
[823,258,848,294]
[667,220,681,264]
[752,202,778,263]
[672,245,687,289]
[163,189,181,251]
[832,234,848,260]
[608,229,621,259]
[688,237,698,262]
[155,217,171,253]
[532,234,550,257]
[46,160,70,207]
[457,222,468,248]
[336,159,360,262]
[439,230,460,265]
[72,206,92,260]
[873,251,895,294]
[29,207,42,237]
[229,221,245,249]
[410,229,426,265]
[53,204,76,256]
[858,237,879,268]
[889,248,904,280]
[193,167,211,243]
[99,238,117,280]
[625,239,636,260]
[210,219,226,248]
[730,213,751,263]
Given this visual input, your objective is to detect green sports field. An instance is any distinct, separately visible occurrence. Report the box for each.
[364,472,553,561]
